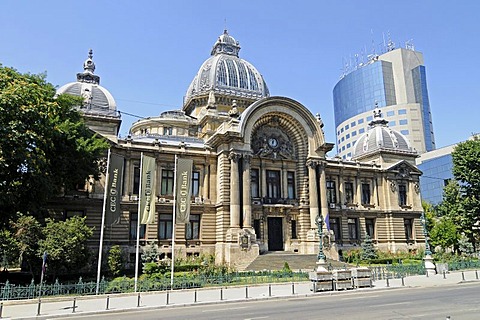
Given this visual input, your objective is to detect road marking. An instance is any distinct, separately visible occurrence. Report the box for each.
[340,295,379,300]
[244,317,269,320]
[202,306,248,313]
[375,302,410,307]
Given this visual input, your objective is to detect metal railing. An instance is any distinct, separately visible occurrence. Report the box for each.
[1,271,309,301]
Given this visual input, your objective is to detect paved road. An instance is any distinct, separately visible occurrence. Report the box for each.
[1,270,479,319]
[54,282,480,320]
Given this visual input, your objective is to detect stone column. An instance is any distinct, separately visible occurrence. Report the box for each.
[229,151,241,228]
[307,160,319,229]
[338,174,345,206]
[242,155,252,228]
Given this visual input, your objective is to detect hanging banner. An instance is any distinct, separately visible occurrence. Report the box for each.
[140,155,156,224]
[105,153,124,225]
[175,158,193,224]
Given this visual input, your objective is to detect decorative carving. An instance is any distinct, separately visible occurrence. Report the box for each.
[390,181,396,193]
[251,124,294,159]
[414,182,420,194]
[228,151,242,162]
[243,154,252,164]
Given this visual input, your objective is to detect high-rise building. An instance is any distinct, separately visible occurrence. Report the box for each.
[333,46,435,159]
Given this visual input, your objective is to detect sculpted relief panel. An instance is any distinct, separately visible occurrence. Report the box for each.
[251,121,295,159]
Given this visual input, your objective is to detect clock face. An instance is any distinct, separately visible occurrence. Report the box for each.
[268,137,278,148]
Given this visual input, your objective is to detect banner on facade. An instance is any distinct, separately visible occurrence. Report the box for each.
[175,158,193,224]
[105,153,124,225]
[140,154,156,224]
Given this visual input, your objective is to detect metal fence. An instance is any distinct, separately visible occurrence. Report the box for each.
[1,271,309,301]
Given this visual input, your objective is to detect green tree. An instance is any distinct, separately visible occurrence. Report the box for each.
[361,234,378,260]
[38,216,93,277]
[429,216,460,253]
[107,245,124,277]
[11,215,43,276]
[451,138,480,251]
[0,228,19,270]
[0,66,108,226]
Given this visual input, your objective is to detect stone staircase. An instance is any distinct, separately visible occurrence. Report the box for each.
[240,252,350,271]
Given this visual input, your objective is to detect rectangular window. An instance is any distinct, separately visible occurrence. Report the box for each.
[346,143,351,148]
[346,134,350,139]
[351,121,356,127]
[345,124,350,130]
[401,130,410,135]
[186,214,200,240]
[133,165,140,195]
[291,220,297,239]
[327,180,337,204]
[253,219,261,239]
[386,110,395,117]
[251,169,260,198]
[361,183,371,205]
[399,184,407,206]
[348,218,359,240]
[192,171,200,197]
[390,120,396,126]
[267,170,281,199]
[365,218,375,238]
[399,119,408,125]
[341,128,344,133]
[130,213,146,240]
[344,182,354,204]
[404,218,413,240]
[161,169,174,195]
[158,214,173,239]
[358,119,364,124]
[330,217,341,241]
[287,171,295,199]
[366,116,373,121]
[359,128,365,134]
[398,109,407,115]
[352,131,357,137]
[163,127,173,135]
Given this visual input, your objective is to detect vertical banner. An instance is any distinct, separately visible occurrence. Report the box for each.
[105,153,125,225]
[175,158,193,224]
[140,155,156,224]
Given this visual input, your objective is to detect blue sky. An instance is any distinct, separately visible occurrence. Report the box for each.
[1,1,479,151]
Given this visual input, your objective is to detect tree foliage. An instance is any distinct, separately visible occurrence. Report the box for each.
[429,216,460,252]
[361,234,378,260]
[12,215,43,275]
[0,66,108,226]
[38,216,93,277]
[451,138,480,250]
[108,245,124,277]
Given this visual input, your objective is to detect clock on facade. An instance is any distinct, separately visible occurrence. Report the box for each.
[268,137,279,148]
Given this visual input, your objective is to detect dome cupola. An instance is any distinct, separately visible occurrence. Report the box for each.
[184,30,269,112]
[57,49,117,114]
[352,108,416,159]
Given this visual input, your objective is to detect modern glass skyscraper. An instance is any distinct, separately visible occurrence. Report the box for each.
[333,47,435,159]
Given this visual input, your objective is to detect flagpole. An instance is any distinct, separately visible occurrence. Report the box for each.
[134,152,144,293]
[170,155,178,289]
[96,148,111,295]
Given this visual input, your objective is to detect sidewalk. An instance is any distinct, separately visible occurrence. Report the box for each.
[1,270,479,320]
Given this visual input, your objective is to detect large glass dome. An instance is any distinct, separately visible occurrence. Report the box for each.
[184,30,269,103]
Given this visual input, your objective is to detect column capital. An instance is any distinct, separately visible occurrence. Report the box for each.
[229,151,242,163]
[306,159,325,169]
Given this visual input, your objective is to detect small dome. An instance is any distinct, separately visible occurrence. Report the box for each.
[184,30,269,103]
[57,50,118,117]
[352,109,415,158]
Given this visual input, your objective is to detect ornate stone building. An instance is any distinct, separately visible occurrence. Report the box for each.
[52,30,426,268]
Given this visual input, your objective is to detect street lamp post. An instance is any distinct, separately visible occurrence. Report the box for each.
[315,214,327,271]
[420,211,436,276]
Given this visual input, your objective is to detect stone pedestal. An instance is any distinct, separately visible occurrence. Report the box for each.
[423,255,436,276]
[333,269,353,290]
[352,267,372,288]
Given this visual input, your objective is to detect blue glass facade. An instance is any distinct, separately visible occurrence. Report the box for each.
[333,61,397,128]
[417,154,453,205]
[412,65,435,151]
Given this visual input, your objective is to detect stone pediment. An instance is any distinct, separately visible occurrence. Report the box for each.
[386,160,422,179]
